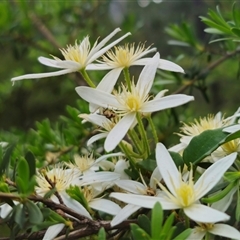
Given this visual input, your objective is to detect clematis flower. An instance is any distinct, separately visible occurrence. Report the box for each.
[110,143,237,223]
[89,43,184,93]
[11,28,130,82]
[76,53,194,152]
[187,222,240,240]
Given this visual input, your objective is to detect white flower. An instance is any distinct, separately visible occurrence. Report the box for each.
[76,53,194,152]
[89,43,184,93]
[11,28,130,82]
[187,222,240,240]
[110,143,237,223]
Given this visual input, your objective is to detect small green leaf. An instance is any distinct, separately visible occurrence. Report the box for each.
[231,27,240,37]
[169,152,184,170]
[236,188,240,221]
[138,214,151,235]
[0,144,15,176]
[25,200,43,224]
[159,213,175,240]
[130,224,151,240]
[151,202,163,239]
[13,204,25,229]
[137,159,156,172]
[17,158,29,185]
[25,151,36,178]
[172,229,192,240]
[232,2,240,27]
[98,227,106,240]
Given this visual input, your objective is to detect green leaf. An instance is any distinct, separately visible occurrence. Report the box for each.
[0,144,15,176]
[137,159,156,172]
[182,128,240,166]
[159,213,175,240]
[25,200,43,224]
[130,224,151,240]
[172,229,192,240]
[138,215,151,235]
[231,27,240,37]
[25,151,36,178]
[236,188,240,221]
[151,202,163,240]
[13,204,25,229]
[98,227,106,240]
[169,152,184,170]
[232,2,240,27]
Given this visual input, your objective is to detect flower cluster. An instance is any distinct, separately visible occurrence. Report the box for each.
[7,28,240,240]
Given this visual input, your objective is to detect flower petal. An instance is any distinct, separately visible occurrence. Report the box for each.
[184,204,230,223]
[87,133,108,146]
[43,223,65,240]
[149,167,162,190]
[86,63,114,70]
[96,68,122,93]
[194,152,237,199]
[114,180,146,194]
[94,152,124,165]
[104,113,136,152]
[89,198,121,215]
[186,228,205,240]
[60,192,92,219]
[38,56,64,68]
[136,53,159,98]
[142,94,194,113]
[79,113,112,129]
[0,203,13,218]
[156,143,181,194]
[158,59,185,73]
[209,223,240,239]
[11,69,74,81]
[110,193,179,210]
[75,87,121,109]
[111,204,141,226]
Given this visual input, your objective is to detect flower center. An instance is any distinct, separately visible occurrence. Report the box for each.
[175,182,195,207]
[197,223,214,231]
[221,140,240,154]
[58,37,91,66]
[126,95,141,111]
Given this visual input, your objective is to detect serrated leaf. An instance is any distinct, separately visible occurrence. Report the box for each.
[98,227,106,240]
[130,224,151,240]
[151,202,163,239]
[138,214,151,235]
[25,200,43,224]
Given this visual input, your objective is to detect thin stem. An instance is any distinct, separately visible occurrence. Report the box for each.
[184,212,190,229]
[80,69,96,88]
[136,113,150,158]
[146,115,158,144]
[128,129,144,154]
[123,68,131,91]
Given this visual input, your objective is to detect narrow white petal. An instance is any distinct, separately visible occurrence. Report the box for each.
[88,28,121,58]
[156,143,181,195]
[110,192,179,210]
[88,32,131,63]
[38,56,63,68]
[11,69,74,81]
[79,113,112,128]
[154,89,169,99]
[54,60,80,69]
[87,133,108,146]
[60,192,92,219]
[223,124,240,133]
[111,204,141,226]
[114,180,146,194]
[184,204,230,223]
[209,224,240,239]
[149,167,162,190]
[79,172,120,186]
[186,228,205,240]
[158,59,185,73]
[94,152,125,165]
[168,142,186,153]
[194,152,237,199]
[89,199,121,215]
[86,63,114,70]
[136,53,159,97]
[142,95,194,113]
[75,86,121,108]
[43,223,65,240]
[114,159,130,180]
[96,68,122,93]
[105,113,136,152]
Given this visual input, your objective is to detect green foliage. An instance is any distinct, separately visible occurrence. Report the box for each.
[98,227,106,240]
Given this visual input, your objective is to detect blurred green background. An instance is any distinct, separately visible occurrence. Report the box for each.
[0,0,239,132]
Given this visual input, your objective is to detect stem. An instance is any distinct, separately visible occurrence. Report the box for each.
[128,129,144,154]
[184,213,190,229]
[123,68,131,91]
[80,69,96,88]
[146,115,158,144]
[119,142,136,168]
[136,113,150,158]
